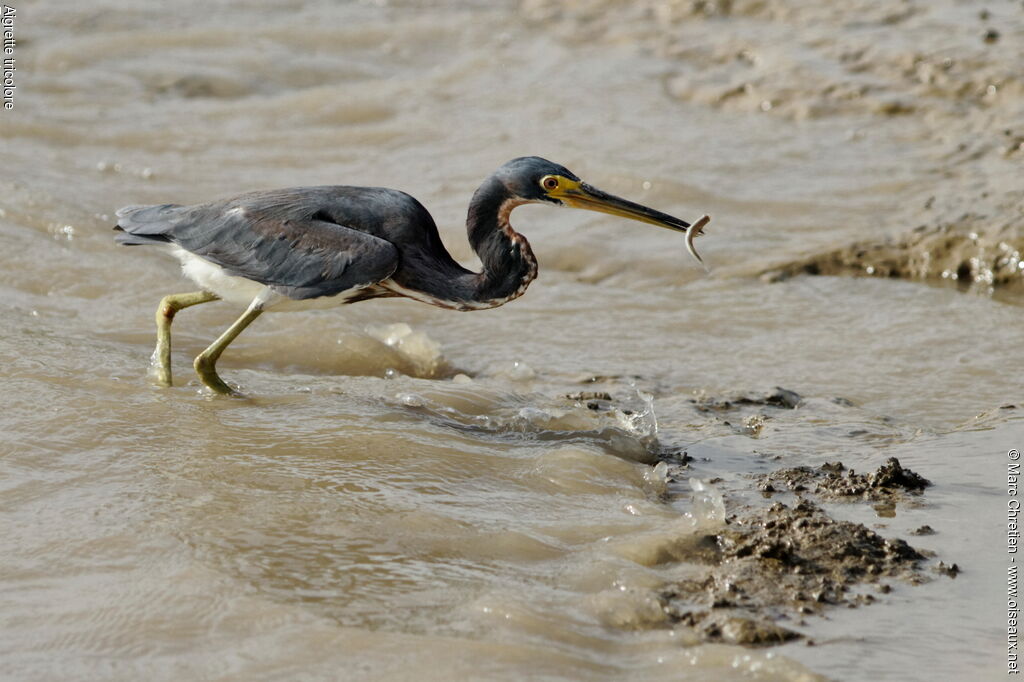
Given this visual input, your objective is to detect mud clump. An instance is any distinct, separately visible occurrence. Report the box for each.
[690,387,802,437]
[665,498,928,645]
[675,611,802,646]
[757,457,931,501]
[661,456,939,647]
[694,386,803,412]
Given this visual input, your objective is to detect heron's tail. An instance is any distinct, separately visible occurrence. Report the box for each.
[113,204,185,245]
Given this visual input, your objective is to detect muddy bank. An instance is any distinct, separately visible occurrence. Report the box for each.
[759,212,1024,291]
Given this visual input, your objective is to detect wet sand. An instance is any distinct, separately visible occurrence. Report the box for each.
[1,0,1019,680]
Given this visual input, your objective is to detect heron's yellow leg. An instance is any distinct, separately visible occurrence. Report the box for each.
[193,302,264,396]
[153,291,219,387]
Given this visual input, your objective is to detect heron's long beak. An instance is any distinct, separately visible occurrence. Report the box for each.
[551,180,691,232]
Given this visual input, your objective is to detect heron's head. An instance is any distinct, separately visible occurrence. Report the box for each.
[493,156,691,233]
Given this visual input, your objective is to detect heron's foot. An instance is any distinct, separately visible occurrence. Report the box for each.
[193,353,242,397]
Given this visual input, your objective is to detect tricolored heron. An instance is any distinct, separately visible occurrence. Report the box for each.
[115,157,708,395]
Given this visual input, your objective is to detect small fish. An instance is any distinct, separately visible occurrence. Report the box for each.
[685,214,710,268]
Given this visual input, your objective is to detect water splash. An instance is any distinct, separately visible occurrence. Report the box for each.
[364,323,445,377]
[396,385,663,463]
[689,478,726,527]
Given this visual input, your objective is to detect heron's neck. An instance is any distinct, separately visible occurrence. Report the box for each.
[464,179,538,307]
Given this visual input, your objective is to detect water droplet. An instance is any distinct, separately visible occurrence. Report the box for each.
[507,360,536,380]
[396,392,424,407]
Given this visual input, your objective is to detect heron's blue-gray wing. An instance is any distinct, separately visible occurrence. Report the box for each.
[130,197,400,301]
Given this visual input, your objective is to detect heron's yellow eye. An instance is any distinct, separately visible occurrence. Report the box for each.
[541,176,559,191]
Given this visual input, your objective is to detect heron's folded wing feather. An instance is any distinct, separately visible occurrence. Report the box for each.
[170,207,399,301]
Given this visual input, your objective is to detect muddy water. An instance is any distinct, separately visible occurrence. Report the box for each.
[1,1,1019,680]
